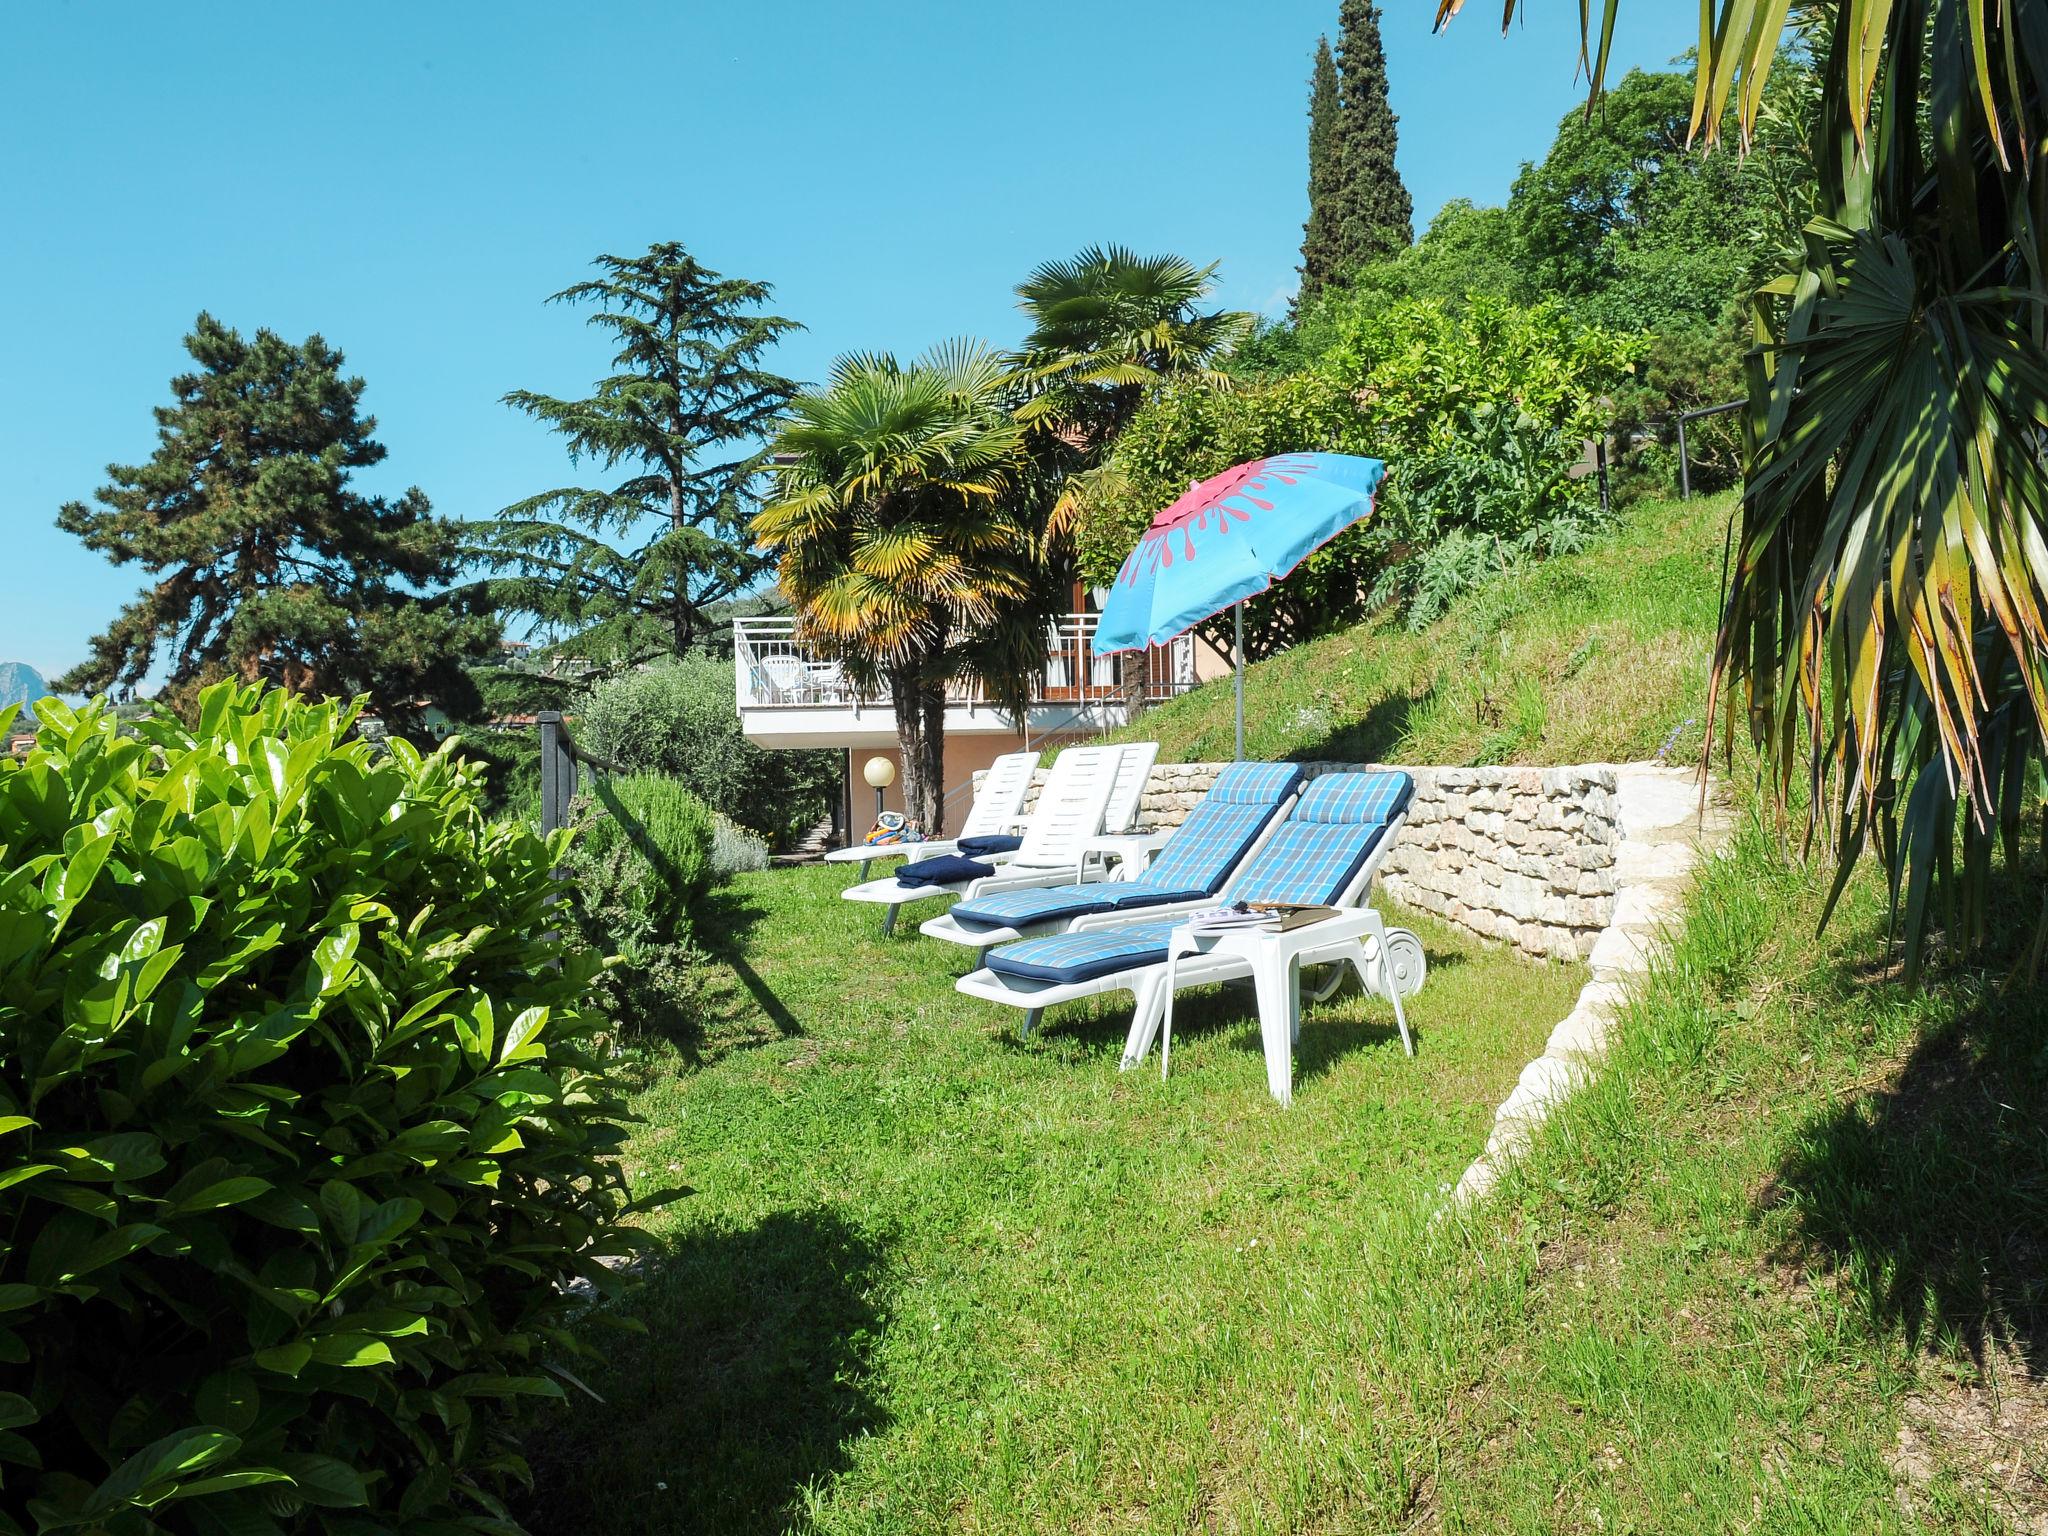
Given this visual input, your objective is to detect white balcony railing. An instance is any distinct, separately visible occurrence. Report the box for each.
[733,615,1198,713]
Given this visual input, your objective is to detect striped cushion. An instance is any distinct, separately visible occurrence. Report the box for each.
[948,881,1215,933]
[1224,771,1413,907]
[985,918,1185,984]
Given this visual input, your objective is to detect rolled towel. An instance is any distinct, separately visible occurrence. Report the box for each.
[956,833,1024,857]
[895,853,995,888]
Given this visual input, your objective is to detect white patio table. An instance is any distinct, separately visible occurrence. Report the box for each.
[1156,907,1414,1107]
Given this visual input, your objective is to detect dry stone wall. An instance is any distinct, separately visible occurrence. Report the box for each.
[1121,761,1621,961]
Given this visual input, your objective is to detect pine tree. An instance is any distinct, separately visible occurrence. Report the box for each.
[55,314,496,728]
[1305,0,1414,295]
[470,244,801,665]
[1297,36,1346,305]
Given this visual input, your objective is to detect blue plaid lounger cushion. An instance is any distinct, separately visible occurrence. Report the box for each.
[945,880,1218,932]
[1223,770,1413,907]
[985,917,1187,985]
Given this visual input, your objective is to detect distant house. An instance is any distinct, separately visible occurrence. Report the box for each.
[730,590,1216,825]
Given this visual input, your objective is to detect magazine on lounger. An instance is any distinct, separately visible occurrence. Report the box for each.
[1187,902,1340,936]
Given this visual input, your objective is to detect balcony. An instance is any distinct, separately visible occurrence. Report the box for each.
[733,614,1200,749]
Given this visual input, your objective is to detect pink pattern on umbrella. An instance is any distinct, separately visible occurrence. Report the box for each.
[1116,454,1321,586]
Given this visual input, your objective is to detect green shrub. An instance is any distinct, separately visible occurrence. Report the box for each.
[555,775,717,1044]
[446,728,541,822]
[1380,404,1606,628]
[1076,297,1639,654]
[575,659,839,850]
[1318,294,1643,456]
[0,683,666,1534]
[708,814,769,877]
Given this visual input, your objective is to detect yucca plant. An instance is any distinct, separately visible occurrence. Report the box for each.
[753,342,1053,833]
[1440,0,2048,978]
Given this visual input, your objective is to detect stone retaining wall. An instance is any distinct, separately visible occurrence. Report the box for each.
[1128,761,1622,961]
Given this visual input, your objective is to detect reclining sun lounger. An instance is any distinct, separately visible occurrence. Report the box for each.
[955,771,1422,1069]
[840,742,1156,935]
[822,749,1041,876]
[918,761,1305,952]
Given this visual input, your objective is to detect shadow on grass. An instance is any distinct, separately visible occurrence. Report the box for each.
[1297,684,1439,765]
[1770,895,2048,1377]
[685,883,805,1062]
[1004,945,1466,1080]
[524,1207,887,1536]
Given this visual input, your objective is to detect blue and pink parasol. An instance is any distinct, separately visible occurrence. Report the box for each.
[1091,452,1387,754]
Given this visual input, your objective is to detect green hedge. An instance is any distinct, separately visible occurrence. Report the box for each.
[565,774,716,936]
[575,659,839,850]
[0,684,669,1533]
[555,775,718,1046]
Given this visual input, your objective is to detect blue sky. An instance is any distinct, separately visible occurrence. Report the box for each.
[1,1,1699,686]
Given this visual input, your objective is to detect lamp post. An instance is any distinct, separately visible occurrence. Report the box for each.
[862,755,896,824]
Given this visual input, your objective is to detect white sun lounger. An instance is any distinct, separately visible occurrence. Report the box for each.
[822,749,1041,876]
[954,772,1424,1070]
[840,742,1156,935]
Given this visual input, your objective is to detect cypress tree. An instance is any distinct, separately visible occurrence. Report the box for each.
[55,314,496,729]
[1297,36,1346,306]
[1327,0,1414,282]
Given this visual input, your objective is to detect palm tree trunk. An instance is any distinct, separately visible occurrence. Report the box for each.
[888,662,950,835]
[1119,651,1148,725]
[919,678,947,836]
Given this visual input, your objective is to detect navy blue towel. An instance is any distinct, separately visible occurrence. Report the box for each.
[896,853,995,888]
[956,834,1023,857]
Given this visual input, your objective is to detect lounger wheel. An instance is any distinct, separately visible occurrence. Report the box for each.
[1379,926,1426,1000]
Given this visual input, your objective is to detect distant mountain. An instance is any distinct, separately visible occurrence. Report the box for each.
[0,662,48,723]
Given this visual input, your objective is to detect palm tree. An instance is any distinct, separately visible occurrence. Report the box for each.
[1013,247,1254,718]
[1013,245,1253,454]
[754,341,1050,835]
[1437,1,2048,977]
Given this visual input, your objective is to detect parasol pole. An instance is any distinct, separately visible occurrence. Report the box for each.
[1233,601,1245,759]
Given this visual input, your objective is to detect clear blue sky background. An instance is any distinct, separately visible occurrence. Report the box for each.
[1,1,1699,687]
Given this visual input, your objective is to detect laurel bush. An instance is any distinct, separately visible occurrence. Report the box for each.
[0,683,670,1534]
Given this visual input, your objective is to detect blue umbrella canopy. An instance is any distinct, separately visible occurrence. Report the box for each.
[1090,452,1386,755]
[1091,452,1386,654]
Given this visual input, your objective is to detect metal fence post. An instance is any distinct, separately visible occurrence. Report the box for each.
[538,711,576,838]
[1677,414,1692,500]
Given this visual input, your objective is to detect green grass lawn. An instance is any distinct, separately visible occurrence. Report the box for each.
[522,866,1587,1535]
[531,822,2048,1535]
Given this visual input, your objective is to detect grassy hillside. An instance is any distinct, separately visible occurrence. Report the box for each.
[531,482,2048,1532]
[1104,490,1733,767]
